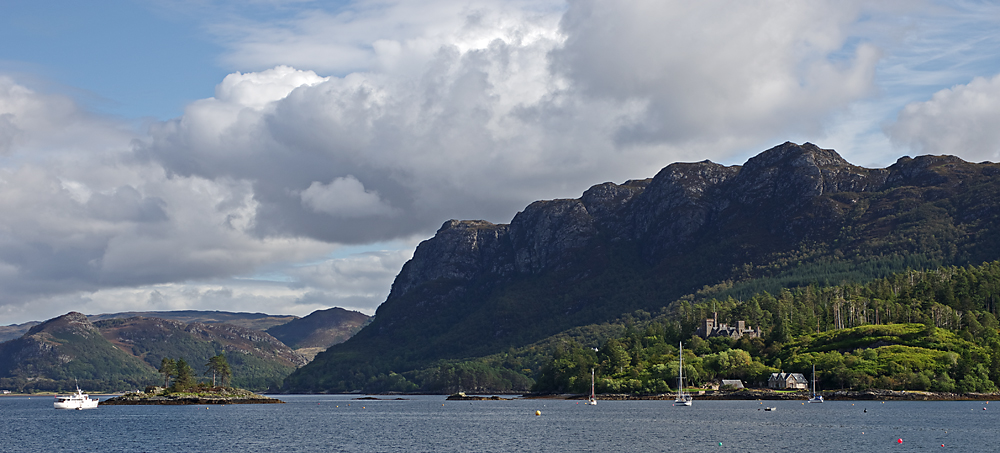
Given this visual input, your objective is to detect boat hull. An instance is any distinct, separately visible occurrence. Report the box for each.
[54,399,98,410]
[54,388,99,410]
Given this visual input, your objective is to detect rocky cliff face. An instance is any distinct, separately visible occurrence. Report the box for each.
[365,142,1000,341]
[287,141,1000,393]
[388,142,982,299]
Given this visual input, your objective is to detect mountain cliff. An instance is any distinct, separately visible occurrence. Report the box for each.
[282,142,1000,392]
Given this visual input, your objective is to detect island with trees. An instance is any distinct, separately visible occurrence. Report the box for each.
[101,354,283,405]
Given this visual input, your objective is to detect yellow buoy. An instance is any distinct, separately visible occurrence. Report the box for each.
[535,410,541,416]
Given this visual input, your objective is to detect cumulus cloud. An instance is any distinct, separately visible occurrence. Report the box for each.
[0,78,336,323]
[0,248,412,323]
[141,0,885,247]
[888,73,1000,161]
[216,65,329,109]
[552,0,881,145]
[300,176,397,218]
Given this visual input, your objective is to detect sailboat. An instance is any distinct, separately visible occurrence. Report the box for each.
[808,364,823,403]
[586,368,597,405]
[674,342,693,406]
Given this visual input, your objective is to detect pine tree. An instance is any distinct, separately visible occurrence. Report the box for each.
[158,358,176,388]
[171,359,195,391]
[205,354,232,387]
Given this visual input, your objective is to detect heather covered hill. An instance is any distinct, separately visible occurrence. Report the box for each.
[283,142,1000,393]
[88,310,298,331]
[0,312,158,392]
[266,307,369,361]
[0,321,40,343]
[96,316,307,391]
[0,312,309,393]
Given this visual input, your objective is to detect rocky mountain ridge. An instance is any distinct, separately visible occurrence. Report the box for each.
[392,142,992,292]
[285,142,1000,392]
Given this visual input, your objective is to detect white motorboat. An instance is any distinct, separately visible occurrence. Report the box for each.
[674,342,692,406]
[54,386,99,410]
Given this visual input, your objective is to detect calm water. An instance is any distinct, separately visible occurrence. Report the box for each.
[2,395,998,452]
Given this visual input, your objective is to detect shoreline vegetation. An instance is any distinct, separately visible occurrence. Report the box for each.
[3,389,993,402]
[524,388,1000,401]
[101,386,283,405]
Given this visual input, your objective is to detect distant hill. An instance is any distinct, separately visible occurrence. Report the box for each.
[88,310,299,331]
[0,312,307,393]
[0,312,158,392]
[96,316,307,390]
[0,322,40,343]
[266,308,369,361]
[283,142,1000,393]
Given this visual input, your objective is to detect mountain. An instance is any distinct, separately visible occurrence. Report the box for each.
[96,316,307,390]
[0,312,158,392]
[0,312,308,393]
[265,307,370,362]
[0,322,40,343]
[283,142,1000,393]
[88,310,299,331]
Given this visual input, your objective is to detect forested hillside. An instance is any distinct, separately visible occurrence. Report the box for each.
[533,261,1000,394]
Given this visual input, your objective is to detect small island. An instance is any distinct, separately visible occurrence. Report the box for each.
[101,386,283,405]
[101,354,283,405]
[446,392,513,401]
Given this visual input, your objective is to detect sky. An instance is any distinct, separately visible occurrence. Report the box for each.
[2,0,1000,325]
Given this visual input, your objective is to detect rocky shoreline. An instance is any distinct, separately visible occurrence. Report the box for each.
[100,389,284,405]
[446,392,514,401]
[525,389,1000,401]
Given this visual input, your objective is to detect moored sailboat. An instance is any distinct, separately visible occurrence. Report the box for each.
[808,364,823,403]
[586,368,597,405]
[674,342,692,406]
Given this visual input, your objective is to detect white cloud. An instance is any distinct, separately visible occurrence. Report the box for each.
[551,0,882,146]
[142,1,888,247]
[215,65,328,109]
[0,77,337,323]
[300,176,397,217]
[888,73,1000,161]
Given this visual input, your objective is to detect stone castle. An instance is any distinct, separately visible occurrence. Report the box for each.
[696,313,760,339]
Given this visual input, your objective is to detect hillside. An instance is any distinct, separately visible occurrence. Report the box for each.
[96,316,307,390]
[0,312,159,392]
[533,261,1000,395]
[283,142,1000,393]
[265,307,370,361]
[0,312,308,393]
[88,310,298,331]
[0,321,40,343]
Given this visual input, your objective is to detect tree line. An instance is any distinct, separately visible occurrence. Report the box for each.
[532,261,1000,395]
[157,354,232,392]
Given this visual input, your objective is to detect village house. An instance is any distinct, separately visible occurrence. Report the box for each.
[768,372,808,389]
[720,379,745,389]
[696,313,761,340]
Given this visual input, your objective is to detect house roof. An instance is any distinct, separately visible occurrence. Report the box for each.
[768,372,808,383]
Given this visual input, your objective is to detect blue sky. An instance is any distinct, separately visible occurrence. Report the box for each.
[2,0,1000,324]
[0,1,226,120]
